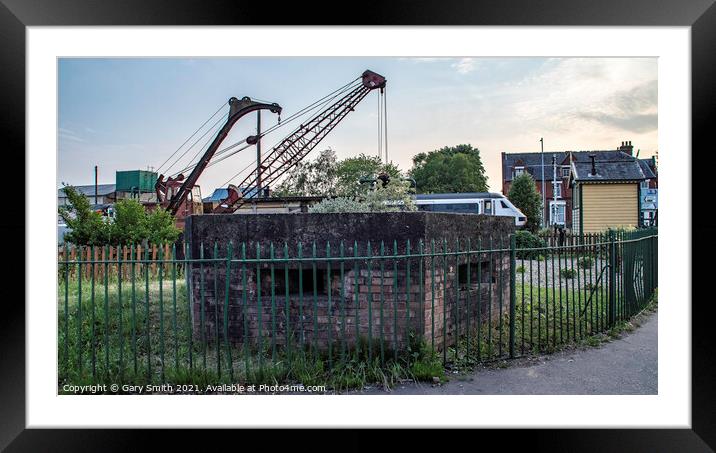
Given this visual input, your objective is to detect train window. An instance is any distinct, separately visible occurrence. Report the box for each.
[500,200,508,209]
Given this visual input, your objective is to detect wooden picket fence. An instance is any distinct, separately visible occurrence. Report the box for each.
[58,244,178,281]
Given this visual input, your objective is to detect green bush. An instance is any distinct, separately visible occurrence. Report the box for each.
[515,230,547,259]
[578,257,593,268]
[516,265,525,274]
[59,185,180,246]
[560,268,577,279]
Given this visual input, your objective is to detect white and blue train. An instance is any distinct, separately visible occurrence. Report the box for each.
[413,192,527,227]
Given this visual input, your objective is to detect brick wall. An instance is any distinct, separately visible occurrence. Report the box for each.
[188,248,510,352]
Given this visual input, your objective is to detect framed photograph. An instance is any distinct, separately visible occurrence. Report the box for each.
[4,0,713,447]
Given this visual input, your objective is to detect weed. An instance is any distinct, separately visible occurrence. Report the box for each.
[560,268,577,279]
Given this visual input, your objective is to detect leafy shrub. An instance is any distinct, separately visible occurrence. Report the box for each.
[59,185,180,246]
[561,268,577,279]
[516,265,525,274]
[309,179,416,213]
[58,185,111,246]
[578,257,593,268]
[515,230,547,259]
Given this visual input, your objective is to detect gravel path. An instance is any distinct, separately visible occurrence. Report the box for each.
[352,310,657,395]
[517,256,610,290]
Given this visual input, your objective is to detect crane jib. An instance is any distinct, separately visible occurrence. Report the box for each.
[213,69,386,213]
[159,96,281,216]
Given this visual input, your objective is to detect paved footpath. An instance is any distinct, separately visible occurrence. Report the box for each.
[353,312,657,395]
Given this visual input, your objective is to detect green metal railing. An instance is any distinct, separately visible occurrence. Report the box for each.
[58,228,657,388]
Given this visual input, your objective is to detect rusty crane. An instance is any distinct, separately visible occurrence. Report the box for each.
[154,69,386,224]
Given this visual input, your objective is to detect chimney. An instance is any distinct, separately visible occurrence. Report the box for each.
[618,140,634,156]
[589,154,597,176]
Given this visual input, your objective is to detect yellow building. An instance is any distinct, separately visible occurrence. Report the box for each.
[570,154,648,234]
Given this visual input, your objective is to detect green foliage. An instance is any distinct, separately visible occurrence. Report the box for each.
[560,268,577,279]
[143,207,181,245]
[273,149,402,198]
[514,230,547,259]
[508,173,542,233]
[578,257,593,268]
[58,185,110,246]
[58,185,180,246]
[409,144,488,194]
[516,265,525,274]
[335,154,401,197]
[309,179,416,213]
[110,198,149,245]
[272,148,339,197]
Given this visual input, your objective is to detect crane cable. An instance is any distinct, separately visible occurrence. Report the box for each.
[383,87,389,163]
[219,79,363,187]
[155,101,228,174]
[221,81,363,187]
[174,78,362,184]
[164,113,227,177]
[377,89,383,161]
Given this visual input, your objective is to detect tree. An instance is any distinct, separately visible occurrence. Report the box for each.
[58,185,110,246]
[409,144,488,194]
[507,173,542,232]
[273,149,401,197]
[58,185,180,246]
[110,198,149,245]
[272,148,339,197]
[143,207,181,245]
[334,154,401,197]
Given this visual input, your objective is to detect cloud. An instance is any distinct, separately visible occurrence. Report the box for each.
[573,80,658,133]
[58,127,86,142]
[398,57,450,63]
[451,58,477,74]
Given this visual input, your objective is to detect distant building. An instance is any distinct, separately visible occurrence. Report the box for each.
[58,184,116,206]
[637,156,658,227]
[501,141,656,230]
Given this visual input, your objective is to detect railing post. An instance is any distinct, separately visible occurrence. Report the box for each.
[608,230,617,327]
[509,233,516,358]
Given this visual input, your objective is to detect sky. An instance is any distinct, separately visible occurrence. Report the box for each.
[58,57,657,193]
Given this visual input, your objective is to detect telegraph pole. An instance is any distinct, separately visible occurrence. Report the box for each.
[256,111,262,196]
[540,138,546,228]
[552,154,557,227]
[94,165,98,204]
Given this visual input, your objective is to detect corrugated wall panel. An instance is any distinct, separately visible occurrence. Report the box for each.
[582,183,638,233]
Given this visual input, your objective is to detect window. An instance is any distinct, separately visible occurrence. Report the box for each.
[261,268,329,296]
[553,181,562,198]
[483,200,492,215]
[640,180,649,189]
[561,166,570,178]
[458,261,493,287]
[500,200,509,209]
[514,166,524,177]
[549,201,566,226]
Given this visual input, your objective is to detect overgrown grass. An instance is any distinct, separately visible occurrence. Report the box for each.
[58,278,445,393]
[58,270,656,393]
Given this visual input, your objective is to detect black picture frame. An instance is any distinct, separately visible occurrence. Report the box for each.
[2,0,713,448]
